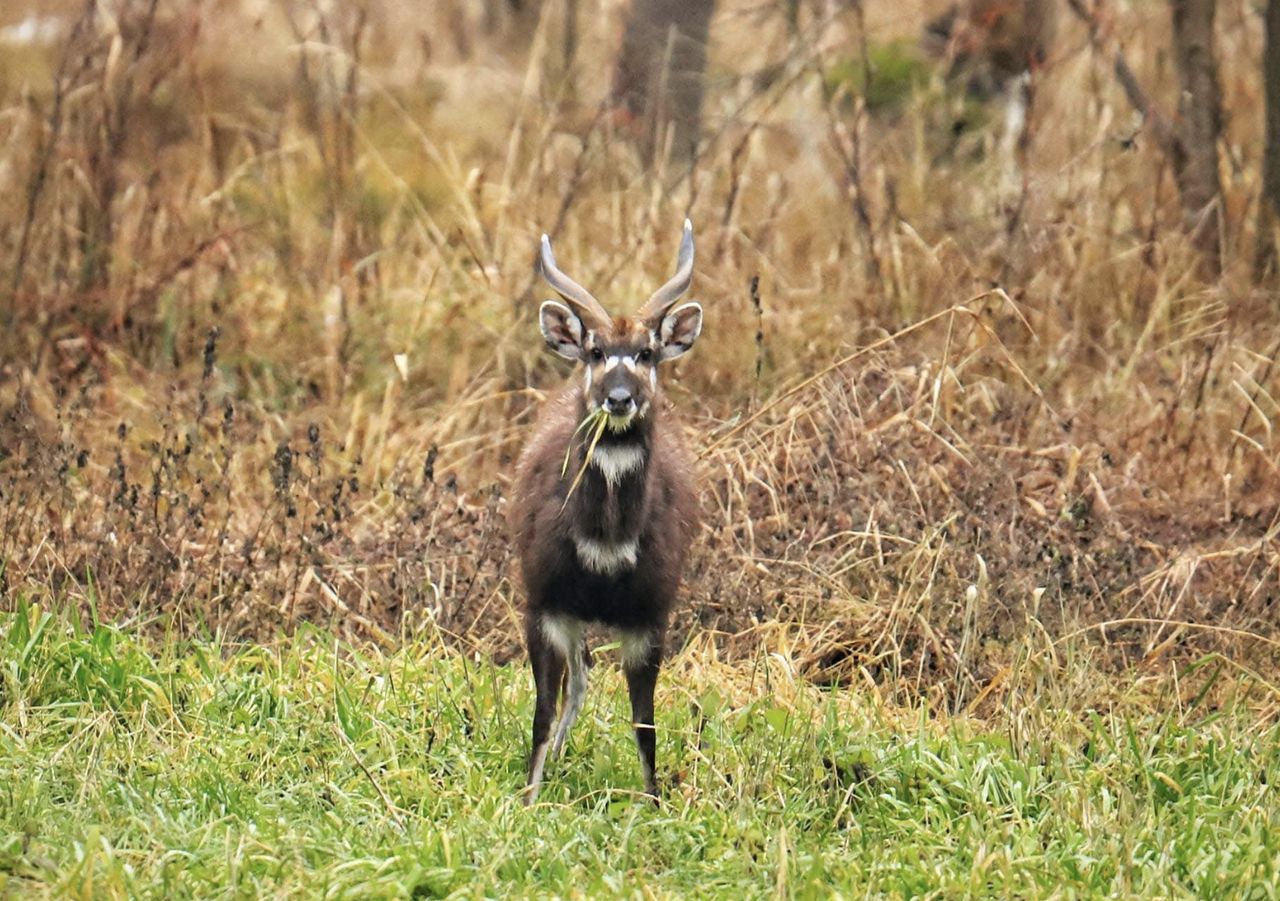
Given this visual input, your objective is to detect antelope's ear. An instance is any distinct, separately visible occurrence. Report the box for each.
[658,302,702,360]
[539,300,584,360]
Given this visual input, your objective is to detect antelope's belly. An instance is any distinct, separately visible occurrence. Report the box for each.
[536,543,675,629]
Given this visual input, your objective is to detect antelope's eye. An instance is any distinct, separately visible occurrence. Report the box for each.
[590,347,604,361]
[638,348,653,363]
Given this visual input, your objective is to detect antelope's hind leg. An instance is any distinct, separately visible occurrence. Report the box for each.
[551,632,590,757]
[524,614,567,805]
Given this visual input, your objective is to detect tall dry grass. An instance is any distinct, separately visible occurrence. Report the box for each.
[0,0,1276,710]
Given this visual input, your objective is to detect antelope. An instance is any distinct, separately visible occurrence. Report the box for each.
[510,221,703,805]
[924,0,1057,98]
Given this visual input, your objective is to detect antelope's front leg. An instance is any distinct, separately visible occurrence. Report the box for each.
[524,614,567,805]
[621,629,663,801]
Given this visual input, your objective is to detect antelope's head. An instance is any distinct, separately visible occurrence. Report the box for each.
[537,221,703,432]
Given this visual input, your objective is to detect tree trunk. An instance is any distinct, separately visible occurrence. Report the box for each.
[610,0,716,166]
[1169,0,1224,273]
[1256,0,1280,281]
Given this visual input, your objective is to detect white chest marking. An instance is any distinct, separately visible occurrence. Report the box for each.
[574,537,639,575]
[590,445,645,486]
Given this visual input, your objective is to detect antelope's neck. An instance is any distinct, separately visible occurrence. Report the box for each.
[565,404,653,552]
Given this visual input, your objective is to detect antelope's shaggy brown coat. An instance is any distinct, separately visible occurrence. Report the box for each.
[510,383,699,631]
[510,222,703,804]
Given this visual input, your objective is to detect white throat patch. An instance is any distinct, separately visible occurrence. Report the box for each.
[574,536,639,575]
[591,445,645,486]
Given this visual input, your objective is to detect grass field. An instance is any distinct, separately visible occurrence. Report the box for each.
[3,601,1280,897]
[2,0,1280,896]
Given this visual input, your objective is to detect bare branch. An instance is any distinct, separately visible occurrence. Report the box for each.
[1066,0,1175,152]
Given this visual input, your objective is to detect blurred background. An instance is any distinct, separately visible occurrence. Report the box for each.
[0,0,1277,707]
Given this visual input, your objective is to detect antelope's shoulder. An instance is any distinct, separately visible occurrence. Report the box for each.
[516,385,582,468]
[650,407,697,480]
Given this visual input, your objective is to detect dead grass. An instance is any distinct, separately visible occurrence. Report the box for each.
[0,0,1277,711]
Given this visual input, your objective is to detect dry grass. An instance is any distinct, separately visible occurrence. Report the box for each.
[0,0,1277,713]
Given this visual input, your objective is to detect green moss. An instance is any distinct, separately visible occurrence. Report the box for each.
[824,41,932,113]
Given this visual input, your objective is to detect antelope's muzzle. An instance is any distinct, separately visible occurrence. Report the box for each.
[604,387,635,416]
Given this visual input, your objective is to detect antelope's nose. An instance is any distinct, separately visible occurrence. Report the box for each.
[605,387,634,414]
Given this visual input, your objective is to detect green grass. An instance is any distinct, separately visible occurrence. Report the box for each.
[822,41,933,113]
[2,603,1279,898]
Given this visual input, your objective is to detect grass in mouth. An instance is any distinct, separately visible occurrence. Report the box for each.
[560,407,610,506]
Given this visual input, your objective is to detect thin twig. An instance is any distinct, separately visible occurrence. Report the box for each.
[1066,0,1176,152]
[1056,617,1280,655]
[7,0,97,323]
[334,723,406,831]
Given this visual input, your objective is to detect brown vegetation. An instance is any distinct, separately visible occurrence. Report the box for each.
[0,0,1277,709]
